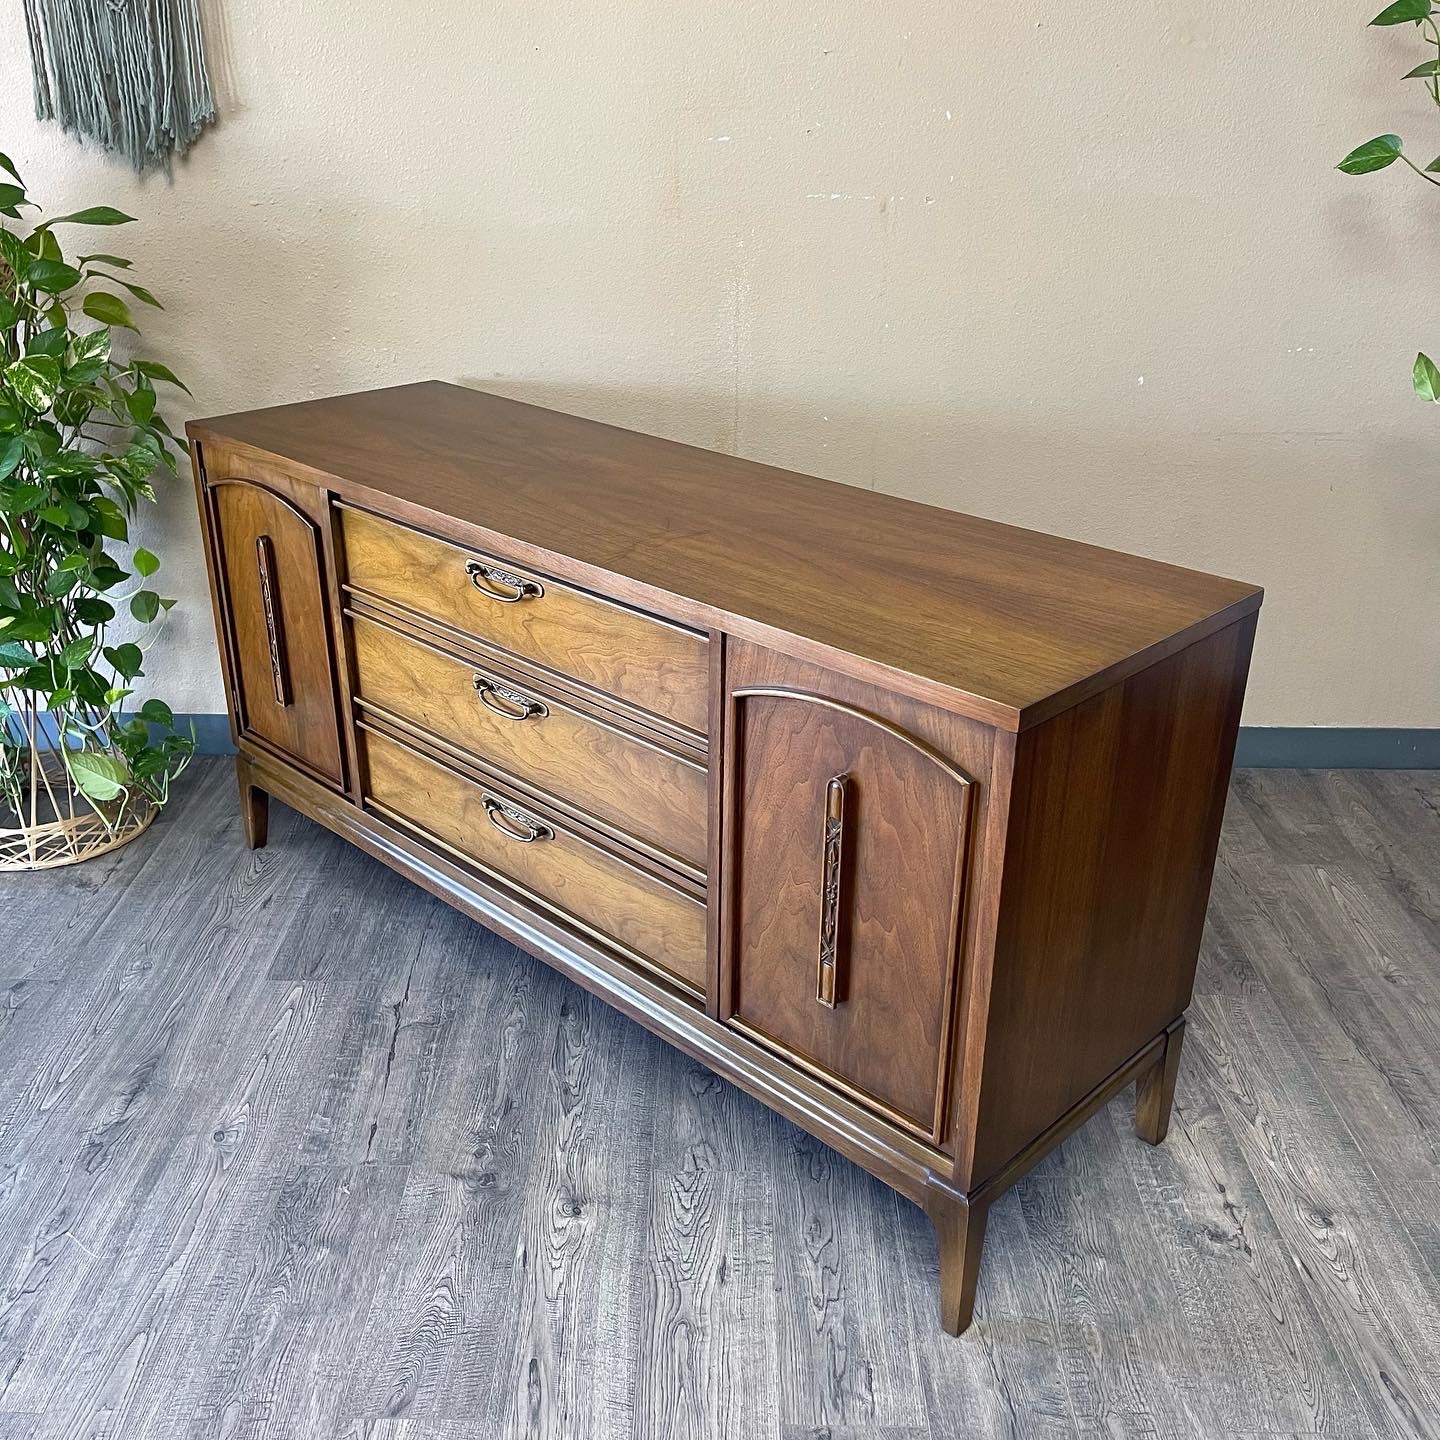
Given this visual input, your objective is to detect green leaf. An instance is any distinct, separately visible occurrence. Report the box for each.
[89,506,128,542]
[1403,57,1440,76]
[0,482,45,515]
[126,386,157,424]
[44,206,136,227]
[27,258,83,293]
[1371,0,1431,20]
[133,547,160,577]
[0,183,31,214]
[66,750,129,802]
[129,589,160,623]
[58,634,95,669]
[73,596,115,625]
[0,435,22,479]
[103,642,143,679]
[4,354,62,412]
[44,569,80,598]
[27,328,69,358]
[82,292,137,331]
[131,359,191,395]
[0,640,35,668]
[0,153,21,185]
[0,228,29,282]
[90,562,128,590]
[29,228,60,262]
[56,550,89,572]
[1413,351,1440,401]
[79,252,131,269]
[1338,134,1405,173]
[137,697,173,728]
[71,328,112,365]
[113,278,161,309]
[0,296,17,329]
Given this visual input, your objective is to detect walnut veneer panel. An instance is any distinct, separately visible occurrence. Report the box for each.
[206,478,344,785]
[193,382,1261,730]
[349,612,707,871]
[361,726,706,996]
[340,505,709,734]
[725,671,975,1139]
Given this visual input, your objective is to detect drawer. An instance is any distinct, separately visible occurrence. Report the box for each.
[349,611,708,872]
[340,506,709,734]
[361,726,707,995]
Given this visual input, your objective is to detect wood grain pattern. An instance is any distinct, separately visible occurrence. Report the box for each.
[340,505,710,735]
[718,640,1001,1156]
[1135,1018,1185,1145]
[190,382,1261,731]
[961,614,1255,1189]
[348,611,707,872]
[360,726,707,996]
[207,476,345,785]
[724,661,975,1138]
[192,388,1261,1338]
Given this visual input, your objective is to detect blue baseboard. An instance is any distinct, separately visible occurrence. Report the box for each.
[178,714,238,755]
[168,716,1439,769]
[1233,727,1440,769]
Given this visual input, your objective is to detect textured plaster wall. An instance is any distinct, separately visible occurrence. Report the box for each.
[2,0,1437,724]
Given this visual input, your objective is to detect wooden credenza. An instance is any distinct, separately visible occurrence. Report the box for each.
[189,382,1262,1335]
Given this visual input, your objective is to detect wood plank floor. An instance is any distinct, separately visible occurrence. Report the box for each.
[1,761,1437,1439]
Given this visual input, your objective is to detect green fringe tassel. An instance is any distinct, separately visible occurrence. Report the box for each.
[23,0,216,172]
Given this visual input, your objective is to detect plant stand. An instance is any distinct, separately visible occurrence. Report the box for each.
[0,748,155,871]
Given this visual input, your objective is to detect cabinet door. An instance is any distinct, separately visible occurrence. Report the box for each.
[724,651,976,1139]
[209,477,344,785]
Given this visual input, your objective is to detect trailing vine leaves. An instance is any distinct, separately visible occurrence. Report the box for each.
[0,150,194,821]
[1337,1,1440,400]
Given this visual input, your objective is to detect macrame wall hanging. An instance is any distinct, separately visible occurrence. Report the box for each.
[22,0,217,172]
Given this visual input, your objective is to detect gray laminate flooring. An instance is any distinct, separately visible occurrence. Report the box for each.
[1,761,1437,1439]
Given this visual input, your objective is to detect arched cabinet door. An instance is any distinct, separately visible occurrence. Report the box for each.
[724,658,976,1141]
[208,477,344,786]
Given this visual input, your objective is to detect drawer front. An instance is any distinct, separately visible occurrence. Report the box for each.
[350,613,707,871]
[340,507,709,734]
[362,727,707,995]
[208,477,344,785]
[724,647,979,1140]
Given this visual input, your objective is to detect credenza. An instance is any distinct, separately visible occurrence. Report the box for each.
[188,382,1261,1334]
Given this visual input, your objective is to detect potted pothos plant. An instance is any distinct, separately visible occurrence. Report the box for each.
[1338,0,1440,401]
[0,151,194,869]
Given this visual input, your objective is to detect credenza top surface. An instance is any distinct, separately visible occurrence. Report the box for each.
[190,381,1261,730]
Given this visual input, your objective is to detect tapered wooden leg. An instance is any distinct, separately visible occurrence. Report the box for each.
[1135,1017,1185,1145]
[926,1192,990,1336]
[237,756,269,850]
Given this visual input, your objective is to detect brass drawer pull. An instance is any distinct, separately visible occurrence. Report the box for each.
[472,674,548,722]
[816,774,847,1008]
[483,796,553,843]
[465,559,544,603]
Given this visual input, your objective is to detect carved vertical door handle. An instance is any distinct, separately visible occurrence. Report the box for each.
[816,773,848,1008]
[255,534,291,707]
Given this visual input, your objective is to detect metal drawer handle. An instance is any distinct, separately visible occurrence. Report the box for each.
[483,796,553,844]
[472,674,548,722]
[465,559,544,603]
[816,774,847,1009]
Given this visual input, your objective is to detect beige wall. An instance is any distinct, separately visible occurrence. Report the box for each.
[3,1,1437,725]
